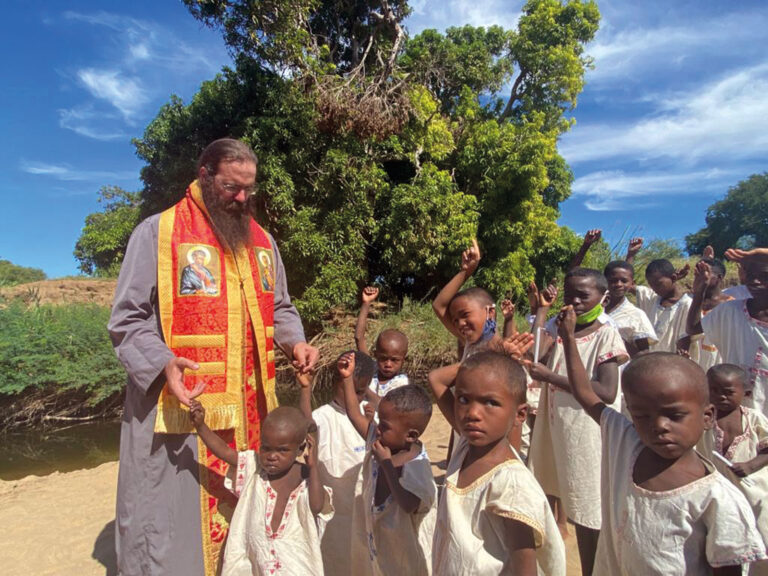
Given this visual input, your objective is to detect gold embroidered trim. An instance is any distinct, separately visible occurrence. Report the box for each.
[266,326,274,338]
[190,361,226,376]
[491,511,545,548]
[171,334,226,348]
[197,436,216,576]
[267,349,275,363]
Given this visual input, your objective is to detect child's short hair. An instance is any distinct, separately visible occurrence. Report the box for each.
[565,267,608,293]
[707,363,747,387]
[450,286,495,309]
[623,352,708,403]
[263,405,313,443]
[645,259,676,279]
[335,350,376,387]
[460,351,527,404]
[604,260,635,278]
[701,257,726,278]
[383,384,432,434]
[375,328,409,353]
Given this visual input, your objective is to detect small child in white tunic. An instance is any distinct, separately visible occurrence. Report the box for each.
[300,350,376,576]
[634,258,692,354]
[527,267,628,576]
[339,352,437,576]
[698,364,768,575]
[558,305,766,576]
[603,260,658,356]
[355,286,411,401]
[189,400,333,576]
[429,350,565,576]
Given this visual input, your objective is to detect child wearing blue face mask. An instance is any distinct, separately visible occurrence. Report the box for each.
[525,267,629,576]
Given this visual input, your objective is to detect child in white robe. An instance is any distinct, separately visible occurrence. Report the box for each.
[429,350,565,575]
[355,286,411,400]
[189,400,333,576]
[698,364,768,575]
[300,350,376,575]
[558,305,766,575]
[527,267,627,576]
[688,249,768,415]
[603,260,658,356]
[340,353,437,576]
[633,258,692,354]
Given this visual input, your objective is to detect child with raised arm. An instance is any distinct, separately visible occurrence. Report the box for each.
[428,351,565,575]
[355,286,410,399]
[189,397,332,576]
[602,260,658,357]
[698,364,768,574]
[526,267,628,576]
[339,353,437,576]
[687,248,768,415]
[558,306,766,575]
[629,238,692,353]
[299,351,376,576]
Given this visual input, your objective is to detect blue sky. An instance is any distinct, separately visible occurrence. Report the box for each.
[2,1,767,277]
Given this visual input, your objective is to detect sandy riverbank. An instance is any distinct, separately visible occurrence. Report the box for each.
[0,411,580,575]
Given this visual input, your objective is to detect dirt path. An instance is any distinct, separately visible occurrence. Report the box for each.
[0,411,580,575]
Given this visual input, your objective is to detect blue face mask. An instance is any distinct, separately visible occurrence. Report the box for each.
[481,317,497,341]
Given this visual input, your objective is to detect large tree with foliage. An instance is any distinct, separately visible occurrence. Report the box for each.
[686,173,768,255]
[80,0,599,324]
[74,186,142,276]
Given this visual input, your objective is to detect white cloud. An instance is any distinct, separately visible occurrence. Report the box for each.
[571,168,743,212]
[76,69,148,121]
[561,63,768,166]
[58,106,126,141]
[20,160,136,182]
[406,0,523,34]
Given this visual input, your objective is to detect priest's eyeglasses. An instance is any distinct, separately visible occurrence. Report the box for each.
[217,181,257,197]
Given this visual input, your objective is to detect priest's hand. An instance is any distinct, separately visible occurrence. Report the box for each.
[164,356,206,406]
[292,342,319,375]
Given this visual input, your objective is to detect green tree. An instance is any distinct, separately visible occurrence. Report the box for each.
[685,173,768,255]
[0,260,46,287]
[122,0,600,325]
[74,186,142,276]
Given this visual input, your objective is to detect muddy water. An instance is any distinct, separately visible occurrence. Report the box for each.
[0,420,121,481]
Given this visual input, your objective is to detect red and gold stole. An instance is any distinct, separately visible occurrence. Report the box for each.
[156,180,279,574]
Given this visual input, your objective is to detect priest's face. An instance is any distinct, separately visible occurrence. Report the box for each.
[200,159,257,250]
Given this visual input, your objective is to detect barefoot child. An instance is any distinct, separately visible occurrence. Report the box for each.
[698,364,768,574]
[340,353,437,576]
[300,351,376,575]
[527,267,628,576]
[428,351,565,575]
[559,305,765,575]
[355,286,410,398]
[189,399,332,575]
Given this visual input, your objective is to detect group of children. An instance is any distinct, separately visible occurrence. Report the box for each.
[188,234,768,575]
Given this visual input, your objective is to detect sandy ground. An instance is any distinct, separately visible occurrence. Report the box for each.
[0,411,581,575]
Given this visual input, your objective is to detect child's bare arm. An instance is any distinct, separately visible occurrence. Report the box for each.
[503,519,538,576]
[296,371,313,421]
[189,399,238,466]
[557,306,607,423]
[625,237,643,265]
[731,449,768,477]
[428,363,460,432]
[304,430,326,515]
[372,442,421,514]
[355,286,379,354]
[433,239,481,337]
[686,260,710,337]
[569,229,601,270]
[501,299,518,339]
[530,282,558,360]
[339,353,372,439]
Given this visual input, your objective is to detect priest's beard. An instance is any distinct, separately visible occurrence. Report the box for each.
[201,176,253,250]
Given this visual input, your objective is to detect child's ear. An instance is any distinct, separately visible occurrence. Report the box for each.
[702,403,716,430]
[515,402,529,428]
[405,428,421,445]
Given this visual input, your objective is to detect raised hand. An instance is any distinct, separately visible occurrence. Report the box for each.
[363,403,376,420]
[527,282,539,314]
[189,398,206,428]
[627,237,644,258]
[296,369,313,389]
[692,260,711,294]
[361,286,380,304]
[538,282,558,309]
[501,332,534,360]
[725,247,768,263]
[337,351,355,380]
[501,299,516,320]
[674,263,690,282]
[557,305,577,341]
[583,229,602,247]
[460,238,481,276]
[164,356,206,407]
[703,245,715,260]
